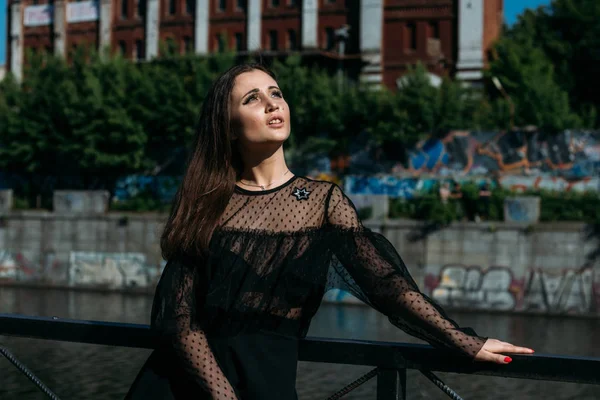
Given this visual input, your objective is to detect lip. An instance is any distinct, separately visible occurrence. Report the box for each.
[267,114,285,128]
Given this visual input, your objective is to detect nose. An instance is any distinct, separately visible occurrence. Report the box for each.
[265,99,280,113]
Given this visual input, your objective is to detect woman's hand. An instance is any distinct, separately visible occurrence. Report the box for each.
[475,338,535,364]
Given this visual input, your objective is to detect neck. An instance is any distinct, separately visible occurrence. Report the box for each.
[237,145,292,187]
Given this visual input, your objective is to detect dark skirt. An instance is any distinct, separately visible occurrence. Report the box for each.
[125,330,299,400]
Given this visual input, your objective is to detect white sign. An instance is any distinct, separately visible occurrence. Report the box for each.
[67,1,99,23]
[24,5,54,27]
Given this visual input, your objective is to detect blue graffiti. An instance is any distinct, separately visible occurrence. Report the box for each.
[406,130,600,178]
[505,199,531,222]
[114,175,179,202]
[345,176,419,199]
[410,138,449,171]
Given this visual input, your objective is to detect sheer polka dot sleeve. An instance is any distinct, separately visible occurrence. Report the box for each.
[325,184,487,359]
[151,259,239,399]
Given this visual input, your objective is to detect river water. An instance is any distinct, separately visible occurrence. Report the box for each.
[1,287,599,400]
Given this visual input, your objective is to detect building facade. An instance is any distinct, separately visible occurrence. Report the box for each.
[5,0,503,89]
[0,0,6,79]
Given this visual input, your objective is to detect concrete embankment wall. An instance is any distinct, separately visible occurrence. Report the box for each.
[0,211,597,316]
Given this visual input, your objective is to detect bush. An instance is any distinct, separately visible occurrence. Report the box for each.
[389,187,600,223]
[110,190,170,212]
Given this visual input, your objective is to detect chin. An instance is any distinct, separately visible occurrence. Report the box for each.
[263,129,291,143]
[243,128,291,146]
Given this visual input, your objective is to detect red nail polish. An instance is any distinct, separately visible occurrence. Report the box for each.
[504,357,512,363]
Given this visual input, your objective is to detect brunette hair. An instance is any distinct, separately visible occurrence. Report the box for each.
[161,63,276,260]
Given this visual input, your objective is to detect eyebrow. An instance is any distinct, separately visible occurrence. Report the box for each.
[242,86,280,99]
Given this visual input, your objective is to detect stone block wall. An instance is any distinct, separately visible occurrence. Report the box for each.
[0,211,166,289]
[0,211,597,316]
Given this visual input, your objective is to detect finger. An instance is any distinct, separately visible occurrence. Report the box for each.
[510,346,535,354]
[491,353,512,364]
[503,344,535,354]
[475,350,510,364]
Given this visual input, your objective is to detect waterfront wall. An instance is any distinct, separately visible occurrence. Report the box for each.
[0,211,166,289]
[0,211,597,316]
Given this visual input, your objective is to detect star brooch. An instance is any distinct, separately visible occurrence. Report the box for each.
[291,187,311,201]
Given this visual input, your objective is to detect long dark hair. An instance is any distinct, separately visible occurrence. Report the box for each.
[161,63,276,260]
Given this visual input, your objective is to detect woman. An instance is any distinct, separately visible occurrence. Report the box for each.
[126,64,534,400]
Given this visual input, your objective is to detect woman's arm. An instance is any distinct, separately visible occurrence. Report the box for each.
[151,259,238,399]
[324,184,533,362]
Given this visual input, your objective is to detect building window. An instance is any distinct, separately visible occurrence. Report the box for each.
[216,34,226,52]
[429,21,439,39]
[118,40,127,55]
[406,22,417,51]
[186,0,195,14]
[236,0,245,11]
[271,0,279,7]
[325,27,335,51]
[135,0,146,17]
[217,0,226,11]
[121,0,128,19]
[168,0,176,15]
[134,39,145,60]
[269,30,278,51]
[184,36,193,53]
[234,32,243,51]
[287,29,297,50]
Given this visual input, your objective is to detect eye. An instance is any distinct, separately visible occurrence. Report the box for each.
[243,94,258,105]
[272,90,283,98]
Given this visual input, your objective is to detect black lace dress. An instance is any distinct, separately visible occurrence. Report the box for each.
[125,175,487,400]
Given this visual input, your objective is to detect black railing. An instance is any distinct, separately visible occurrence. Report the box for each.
[1,313,600,399]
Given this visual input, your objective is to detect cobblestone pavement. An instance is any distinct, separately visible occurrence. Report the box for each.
[1,288,599,400]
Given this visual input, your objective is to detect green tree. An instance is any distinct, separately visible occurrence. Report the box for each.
[488,30,581,132]
[0,74,29,173]
[131,51,236,174]
[0,50,148,203]
[496,0,600,127]
[272,56,379,163]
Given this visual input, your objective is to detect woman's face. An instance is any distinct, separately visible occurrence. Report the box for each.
[230,69,291,146]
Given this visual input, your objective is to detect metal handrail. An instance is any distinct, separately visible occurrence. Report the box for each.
[1,313,599,399]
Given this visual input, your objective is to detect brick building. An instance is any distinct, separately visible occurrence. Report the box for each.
[4,0,503,89]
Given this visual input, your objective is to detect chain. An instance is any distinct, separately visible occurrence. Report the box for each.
[238,169,291,190]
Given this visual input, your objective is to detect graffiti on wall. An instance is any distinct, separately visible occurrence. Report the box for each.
[0,250,19,279]
[426,265,520,311]
[68,252,151,288]
[344,176,423,199]
[0,249,161,289]
[425,264,599,314]
[503,197,540,223]
[114,175,180,202]
[497,175,600,193]
[344,174,599,198]
[110,130,600,202]
[522,268,597,314]
[0,250,45,280]
[406,130,600,179]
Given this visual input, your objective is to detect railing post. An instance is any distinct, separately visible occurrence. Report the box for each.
[377,368,406,400]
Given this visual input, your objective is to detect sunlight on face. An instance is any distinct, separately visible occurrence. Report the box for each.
[230,70,291,146]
